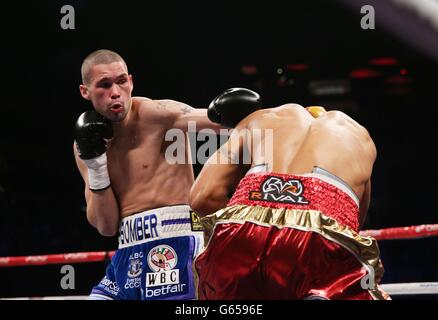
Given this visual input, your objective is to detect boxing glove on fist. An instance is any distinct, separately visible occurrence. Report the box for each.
[208,88,262,128]
[74,110,113,160]
[74,110,113,191]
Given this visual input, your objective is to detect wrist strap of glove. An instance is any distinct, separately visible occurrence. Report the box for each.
[83,153,111,191]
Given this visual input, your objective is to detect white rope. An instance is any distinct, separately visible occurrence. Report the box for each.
[2,282,438,299]
[381,282,438,295]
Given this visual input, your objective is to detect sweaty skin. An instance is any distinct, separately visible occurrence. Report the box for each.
[74,61,220,235]
[190,104,376,228]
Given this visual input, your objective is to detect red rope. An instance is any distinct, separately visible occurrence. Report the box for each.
[1,224,437,267]
[359,224,438,240]
[0,251,115,268]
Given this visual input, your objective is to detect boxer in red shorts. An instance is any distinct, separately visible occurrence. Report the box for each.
[190,88,389,300]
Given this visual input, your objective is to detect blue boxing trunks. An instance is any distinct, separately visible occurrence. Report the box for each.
[89,205,204,300]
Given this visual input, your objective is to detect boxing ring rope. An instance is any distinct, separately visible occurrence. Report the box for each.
[359,223,438,240]
[1,223,437,299]
[0,251,115,268]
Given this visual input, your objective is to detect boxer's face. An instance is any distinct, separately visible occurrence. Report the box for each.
[80,61,133,122]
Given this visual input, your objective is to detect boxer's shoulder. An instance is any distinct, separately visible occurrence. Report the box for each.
[245,104,305,121]
[134,97,179,124]
[277,103,305,110]
[318,110,369,135]
[136,98,192,116]
[241,104,303,127]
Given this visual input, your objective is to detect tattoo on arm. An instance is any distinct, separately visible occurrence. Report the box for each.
[180,105,192,115]
[156,101,169,110]
[156,101,192,115]
[220,146,239,164]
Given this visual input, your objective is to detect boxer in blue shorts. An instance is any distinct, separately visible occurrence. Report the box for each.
[73,49,221,300]
[90,205,203,300]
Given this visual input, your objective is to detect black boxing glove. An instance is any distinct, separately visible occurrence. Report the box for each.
[74,110,113,191]
[74,110,113,160]
[208,88,262,128]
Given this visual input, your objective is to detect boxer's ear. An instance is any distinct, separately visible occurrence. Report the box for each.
[79,84,90,100]
[128,75,133,89]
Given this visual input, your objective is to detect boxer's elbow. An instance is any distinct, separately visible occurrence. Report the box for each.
[87,210,118,237]
[190,200,219,217]
[84,191,120,237]
[189,192,208,217]
[190,186,228,217]
[97,223,118,237]
[190,199,213,217]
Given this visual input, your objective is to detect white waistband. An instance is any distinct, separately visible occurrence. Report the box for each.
[118,205,196,249]
[302,170,359,206]
[246,164,268,175]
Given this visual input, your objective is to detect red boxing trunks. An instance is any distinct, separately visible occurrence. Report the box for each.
[194,167,389,300]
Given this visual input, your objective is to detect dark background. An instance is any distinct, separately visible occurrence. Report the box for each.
[0,0,437,298]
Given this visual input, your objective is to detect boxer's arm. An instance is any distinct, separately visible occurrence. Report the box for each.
[190,128,249,216]
[158,100,224,133]
[73,144,120,236]
[359,179,371,229]
[358,132,377,229]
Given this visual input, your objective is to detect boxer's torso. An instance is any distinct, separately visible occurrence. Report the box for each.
[107,97,194,217]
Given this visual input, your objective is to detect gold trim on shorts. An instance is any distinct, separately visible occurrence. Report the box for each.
[199,204,388,300]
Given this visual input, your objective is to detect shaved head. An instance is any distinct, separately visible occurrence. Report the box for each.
[81,49,128,85]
